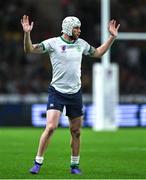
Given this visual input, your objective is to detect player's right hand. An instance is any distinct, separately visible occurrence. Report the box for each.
[21,15,34,32]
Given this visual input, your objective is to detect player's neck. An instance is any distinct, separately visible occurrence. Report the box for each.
[62,34,76,43]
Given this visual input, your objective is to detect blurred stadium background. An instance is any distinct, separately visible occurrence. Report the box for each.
[0,0,146,128]
[1,0,146,179]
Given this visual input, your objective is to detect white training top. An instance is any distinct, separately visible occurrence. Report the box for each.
[41,36,94,94]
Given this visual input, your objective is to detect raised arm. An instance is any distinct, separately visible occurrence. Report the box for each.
[21,15,44,53]
[92,20,120,58]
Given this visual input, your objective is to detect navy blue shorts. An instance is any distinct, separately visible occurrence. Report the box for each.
[47,86,83,118]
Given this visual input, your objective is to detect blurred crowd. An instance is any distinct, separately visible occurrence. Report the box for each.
[0,0,146,95]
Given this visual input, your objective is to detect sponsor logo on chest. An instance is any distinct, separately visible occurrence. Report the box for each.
[60,44,81,53]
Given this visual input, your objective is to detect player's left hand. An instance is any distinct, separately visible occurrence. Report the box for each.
[108,20,120,37]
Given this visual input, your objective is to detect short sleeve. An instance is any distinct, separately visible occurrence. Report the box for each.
[41,39,54,53]
[82,39,96,56]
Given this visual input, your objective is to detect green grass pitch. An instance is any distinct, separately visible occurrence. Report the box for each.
[0,127,146,179]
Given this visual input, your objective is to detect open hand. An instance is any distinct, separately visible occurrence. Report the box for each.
[108,20,120,37]
[21,15,34,32]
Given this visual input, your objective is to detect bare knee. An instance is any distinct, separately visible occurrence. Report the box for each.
[45,125,57,137]
[70,128,81,138]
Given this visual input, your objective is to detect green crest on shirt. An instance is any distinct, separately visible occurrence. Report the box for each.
[76,45,81,52]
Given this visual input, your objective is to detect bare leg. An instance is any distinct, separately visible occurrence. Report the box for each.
[69,116,82,174]
[29,109,62,174]
[37,109,61,157]
[69,116,82,156]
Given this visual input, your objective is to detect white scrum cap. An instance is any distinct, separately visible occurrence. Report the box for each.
[61,16,81,36]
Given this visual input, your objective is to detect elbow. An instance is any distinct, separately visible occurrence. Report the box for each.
[93,54,101,58]
[24,48,27,53]
[97,55,102,58]
[24,49,30,53]
[97,53,104,58]
[95,51,102,58]
[94,47,107,58]
[96,51,105,58]
[93,49,102,58]
[24,47,32,53]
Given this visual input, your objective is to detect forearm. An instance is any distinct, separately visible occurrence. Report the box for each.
[93,35,116,58]
[24,32,34,53]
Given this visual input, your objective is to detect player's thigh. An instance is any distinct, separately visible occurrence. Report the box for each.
[46,109,62,129]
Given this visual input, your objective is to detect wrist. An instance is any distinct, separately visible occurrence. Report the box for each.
[109,34,116,38]
[24,31,31,35]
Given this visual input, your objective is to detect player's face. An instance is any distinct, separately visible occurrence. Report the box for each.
[72,27,81,39]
